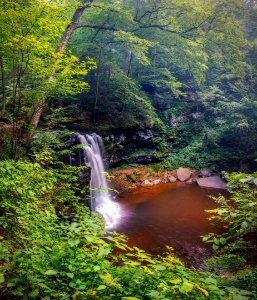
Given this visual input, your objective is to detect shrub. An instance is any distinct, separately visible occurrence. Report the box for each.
[203,171,257,258]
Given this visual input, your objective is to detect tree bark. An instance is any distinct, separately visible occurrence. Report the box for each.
[56,2,93,53]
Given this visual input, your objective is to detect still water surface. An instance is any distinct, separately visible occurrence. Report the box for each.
[115,182,225,267]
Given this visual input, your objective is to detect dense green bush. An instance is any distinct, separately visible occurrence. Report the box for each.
[165,139,211,170]
[218,268,257,298]
[203,171,257,257]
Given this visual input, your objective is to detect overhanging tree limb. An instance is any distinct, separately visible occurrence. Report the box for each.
[56,0,94,53]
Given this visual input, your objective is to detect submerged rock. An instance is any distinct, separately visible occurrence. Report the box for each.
[196,176,227,189]
[176,168,192,182]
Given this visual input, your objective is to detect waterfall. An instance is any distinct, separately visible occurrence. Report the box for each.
[77,133,120,229]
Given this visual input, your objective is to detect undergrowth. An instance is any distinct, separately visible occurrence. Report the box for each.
[0,160,255,299]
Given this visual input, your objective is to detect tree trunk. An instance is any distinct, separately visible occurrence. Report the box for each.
[0,57,6,115]
[93,47,103,122]
[127,51,134,76]
[25,0,94,142]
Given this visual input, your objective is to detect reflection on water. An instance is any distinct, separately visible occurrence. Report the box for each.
[114,182,226,267]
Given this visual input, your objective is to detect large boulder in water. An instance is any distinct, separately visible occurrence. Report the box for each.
[176,168,192,182]
[196,176,227,189]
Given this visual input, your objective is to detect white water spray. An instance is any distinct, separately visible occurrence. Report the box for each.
[77,134,120,229]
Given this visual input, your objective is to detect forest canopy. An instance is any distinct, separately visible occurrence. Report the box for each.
[0,0,256,169]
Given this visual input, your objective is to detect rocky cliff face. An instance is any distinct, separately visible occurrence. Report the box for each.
[103,129,170,167]
[63,129,169,180]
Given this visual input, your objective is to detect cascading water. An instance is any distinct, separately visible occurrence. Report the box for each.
[77,133,120,229]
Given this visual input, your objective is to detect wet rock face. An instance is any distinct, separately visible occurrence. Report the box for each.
[78,167,91,187]
[104,129,170,167]
[63,129,170,168]
[136,130,154,141]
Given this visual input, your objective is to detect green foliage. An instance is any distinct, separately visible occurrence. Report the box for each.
[0,0,94,103]
[0,128,12,159]
[205,255,247,275]
[0,160,243,300]
[30,129,80,163]
[203,171,257,257]
[165,138,211,169]
[0,0,96,157]
[113,31,154,66]
[107,68,164,130]
[152,136,169,152]
[59,0,250,138]
[162,82,257,171]
[0,160,56,238]
[218,268,257,297]
[45,107,74,129]
[201,169,257,299]
[0,0,256,168]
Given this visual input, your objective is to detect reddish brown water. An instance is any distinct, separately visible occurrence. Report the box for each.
[114,182,226,267]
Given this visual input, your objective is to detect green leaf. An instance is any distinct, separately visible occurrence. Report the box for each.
[239,176,253,183]
[28,190,35,197]
[170,278,182,284]
[213,244,219,251]
[214,238,220,245]
[147,290,160,298]
[97,285,106,290]
[93,265,101,272]
[28,289,39,298]
[44,270,58,276]
[70,222,80,231]
[67,273,74,279]
[17,187,23,195]
[0,273,4,283]
[68,238,80,247]
[241,221,248,230]
[155,265,166,271]
[180,281,194,293]
[220,238,227,245]
[229,227,237,235]
[205,277,217,285]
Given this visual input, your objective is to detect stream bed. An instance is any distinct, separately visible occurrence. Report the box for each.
[114,182,226,267]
